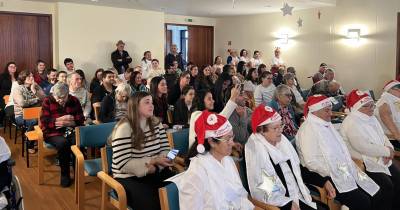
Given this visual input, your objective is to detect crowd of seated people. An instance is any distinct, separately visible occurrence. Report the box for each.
[3,43,400,210]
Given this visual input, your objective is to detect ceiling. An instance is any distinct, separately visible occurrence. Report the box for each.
[29,0,336,17]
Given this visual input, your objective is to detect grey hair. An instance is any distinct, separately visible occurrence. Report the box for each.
[283,73,294,83]
[325,68,335,74]
[67,72,80,85]
[273,84,291,100]
[52,82,69,97]
[115,83,132,96]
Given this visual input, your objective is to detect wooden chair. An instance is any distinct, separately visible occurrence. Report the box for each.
[71,122,116,210]
[92,103,102,125]
[158,182,181,210]
[22,106,42,167]
[97,146,130,210]
[35,125,58,185]
[167,110,173,125]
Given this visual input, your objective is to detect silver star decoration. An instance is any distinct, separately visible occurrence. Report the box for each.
[338,163,351,178]
[297,17,303,27]
[358,171,368,181]
[281,3,294,16]
[256,169,279,199]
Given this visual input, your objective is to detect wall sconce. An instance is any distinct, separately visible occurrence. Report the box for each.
[347,29,360,41]
[279,33,289,45]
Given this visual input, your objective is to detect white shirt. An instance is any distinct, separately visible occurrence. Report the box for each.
[271,56,284,66]
[169,153,254,210]
[245,133,316,208]
[250,58,263,68]
[5,81,18,108]
[254,84,276,106]
[141,59,152,79]
[243,80,257,92]
[289,85,304,105]
[340,110,393,175]
[374,92,400,136]
[0,136,11,163]
[296,113,379,195]
[240,56,250,63]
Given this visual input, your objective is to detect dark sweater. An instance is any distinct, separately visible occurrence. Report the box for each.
[173,99,195,126]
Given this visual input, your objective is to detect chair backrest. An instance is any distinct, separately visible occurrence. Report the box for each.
[159,182,180,210]
[169,129,189,155]
[93,103,101,123]
[22,107,42,120]
[101,146,113,174]
[3,95,9,104]
[76,122,116,147]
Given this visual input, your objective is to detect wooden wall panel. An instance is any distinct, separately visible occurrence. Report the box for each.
[0,12,52,73]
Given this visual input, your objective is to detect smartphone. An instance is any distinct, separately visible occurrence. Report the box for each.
[167,149,179,160]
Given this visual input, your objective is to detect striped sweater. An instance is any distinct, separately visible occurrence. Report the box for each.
[111,120,170,179]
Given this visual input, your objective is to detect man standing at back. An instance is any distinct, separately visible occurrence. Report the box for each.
[111,40,132,74]
[164,44,184,70]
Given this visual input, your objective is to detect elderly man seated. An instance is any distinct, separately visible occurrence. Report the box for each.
[296,95,387,210]
[375,80,400,148]
[340,89,400,210]
[40,83,85,187]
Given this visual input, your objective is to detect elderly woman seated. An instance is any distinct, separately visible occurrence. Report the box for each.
[169,110,254,210]
[375,80,400,148]
[268,85,298,141]
[340,89,400,210]
[99,83,132,123]
[245,105,318,210]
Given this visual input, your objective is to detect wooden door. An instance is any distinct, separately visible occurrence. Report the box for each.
[188,25,214,68]
[165,29,173,57]
[0,12,52,73]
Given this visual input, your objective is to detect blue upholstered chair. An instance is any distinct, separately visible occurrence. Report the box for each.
[97,145,132,210]
[71,122,116,210]
[159,182,180,210]
[167,128,189,171]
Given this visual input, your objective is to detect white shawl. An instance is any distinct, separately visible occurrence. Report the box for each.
[301,114,379,195]
[245,133,316,208]
[375,92,400,135]
[168,153,254,210]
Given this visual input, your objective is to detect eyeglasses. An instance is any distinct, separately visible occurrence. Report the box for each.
[361,103,376,109]
[213,135,235,142]
[284,93,293,98]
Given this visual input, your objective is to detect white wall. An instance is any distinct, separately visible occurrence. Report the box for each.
[215,0,400,95]
[56,2,165,77]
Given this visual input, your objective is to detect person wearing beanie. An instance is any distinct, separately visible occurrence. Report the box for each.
[340,89,400,210]
[296,95,381,210]
[168,110,254,210]
[245,105,317,210]
[375,80,400,147]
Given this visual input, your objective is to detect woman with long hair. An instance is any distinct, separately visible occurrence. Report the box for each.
[110,91,174,210]
[167,71,190,105]
[213,72,233,113]
[89,68,104,94]
[150,76,169,127]
[194,65,214,91]
[129,71,148,94]
[0,62,17,125]
[173,85,196,126]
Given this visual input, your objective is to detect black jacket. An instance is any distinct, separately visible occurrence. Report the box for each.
[164,53,184,70]
[173,99,196,126]
[99,92,116,123]
[111,50,132,74]
[0,73,12,98]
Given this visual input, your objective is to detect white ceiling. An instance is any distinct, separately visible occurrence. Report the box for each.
[29,0,336,17]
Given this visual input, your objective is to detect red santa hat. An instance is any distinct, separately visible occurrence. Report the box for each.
[251,105,282,133]
[383,80,400,92]
[194,110,233,153]
[346,89,373,111]
[304,95,333,117]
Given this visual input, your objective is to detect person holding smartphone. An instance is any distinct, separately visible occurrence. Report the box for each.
[110,91,175,210]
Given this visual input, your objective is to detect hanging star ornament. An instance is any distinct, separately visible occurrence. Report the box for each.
[281,2,294,16]
[297,17,303,27]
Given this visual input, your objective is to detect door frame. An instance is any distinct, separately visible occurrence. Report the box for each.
[396,13,400,78]
[0,11,53,67]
